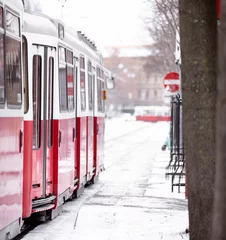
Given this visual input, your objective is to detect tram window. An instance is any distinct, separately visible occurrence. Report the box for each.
[32,55,42,149]
[67,66,74,111]
[6,37,22,106]
[59,63,67,111]
[0,7,3,28]
[48,57,54,148]
[80,56,86,111]
[88,61,93,110]
[0,34,4,104]
[67,50,74,111]
[67,50,73,64]
[6,11,20,37]
[59,46,66,61]
[80,56,85,69]
[59,47,67,111]
[101,81,105,112]
[97,67,102,112]
[23,36,29,113]
[97,79,102,112]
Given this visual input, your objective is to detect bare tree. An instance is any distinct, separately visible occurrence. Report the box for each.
[142,0,179,72]
[179,0,217,239]
[212,1,226,239]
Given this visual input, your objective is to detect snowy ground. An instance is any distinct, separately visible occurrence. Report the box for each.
[22,119,189,240]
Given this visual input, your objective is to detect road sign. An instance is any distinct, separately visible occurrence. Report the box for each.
[163,72,179,93]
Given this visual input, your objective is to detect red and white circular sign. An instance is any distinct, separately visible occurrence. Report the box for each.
[163,72,179,92]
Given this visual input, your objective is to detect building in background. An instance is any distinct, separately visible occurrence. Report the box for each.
[104,45,167,115]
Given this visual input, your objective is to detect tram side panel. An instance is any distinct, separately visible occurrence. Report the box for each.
[0,1,24,238]
[57,47,75,203]
[0,115,23,238]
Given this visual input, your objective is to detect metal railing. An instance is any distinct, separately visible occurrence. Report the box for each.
[165,94,185,193]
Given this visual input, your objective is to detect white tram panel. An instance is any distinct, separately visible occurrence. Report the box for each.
[23,11,59,121]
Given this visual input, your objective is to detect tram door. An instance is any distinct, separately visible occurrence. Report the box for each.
[87,61,94,181]
[32,45,56,202]
[93,67,98,176]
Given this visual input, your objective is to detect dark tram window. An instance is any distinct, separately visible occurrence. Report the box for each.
[67,66,74,111]
[67,50,73,64]
[97,67,103,112]
[0,7,3,28]
[0,34,4,104]
[23,36,29,113]
[67,50,74,111]
[32,55,42,150]
[6,37,22,106]
[48,57,54,148]
[58,24,64,39]
[6,11,20,37]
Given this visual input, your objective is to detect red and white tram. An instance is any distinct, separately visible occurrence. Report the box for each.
[0,0,114,239]
[134,105,170,122]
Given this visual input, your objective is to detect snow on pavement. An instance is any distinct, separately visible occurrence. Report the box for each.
[22,120,189,240]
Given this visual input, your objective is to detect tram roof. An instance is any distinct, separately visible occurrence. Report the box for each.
[4,0,23,11]
[23,11,57,37]
[22,6,103,64]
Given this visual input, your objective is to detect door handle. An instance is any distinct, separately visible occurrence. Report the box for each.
[19,129,23,153]
[97,124,99,134]
[59,130,62,147]
[73,127,75,142]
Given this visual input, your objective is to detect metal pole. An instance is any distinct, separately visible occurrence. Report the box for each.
[58,0,68,20]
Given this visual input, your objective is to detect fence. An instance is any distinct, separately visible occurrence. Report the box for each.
[165,94,186,193]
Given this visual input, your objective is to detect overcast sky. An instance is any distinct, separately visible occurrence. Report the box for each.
[38,0,153,51]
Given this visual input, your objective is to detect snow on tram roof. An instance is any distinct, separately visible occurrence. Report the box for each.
[23,11,57,37]
[22,5,103,63]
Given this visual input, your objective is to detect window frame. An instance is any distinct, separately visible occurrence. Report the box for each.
[0,11,4,107]
[66,49,74,111]
[97,66,105,113]
[5,8,22,109]
[22,35,29,113]
[32,54,42,150]
[80,55,86,111]
[58,45,75,112]
[48,56,54,148]
[88,60,93,110]
[58,45,68,112]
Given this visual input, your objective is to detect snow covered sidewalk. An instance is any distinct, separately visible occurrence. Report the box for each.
[73,128,189,240]
[22,122,189,240]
